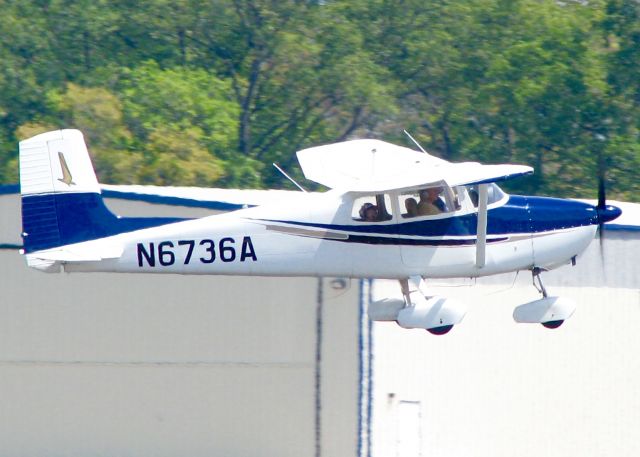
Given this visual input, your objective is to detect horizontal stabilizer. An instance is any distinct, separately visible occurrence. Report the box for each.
[26,243,123,263]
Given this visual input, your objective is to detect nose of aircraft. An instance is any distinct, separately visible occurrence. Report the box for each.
[520,197,621,231]
[596,204,622,224]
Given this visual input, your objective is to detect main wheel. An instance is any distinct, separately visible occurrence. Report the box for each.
[542,320,564,329]
[427,325,454,335]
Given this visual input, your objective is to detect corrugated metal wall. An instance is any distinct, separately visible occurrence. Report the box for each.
[5,186,638,457]
[0,192,361,457]
[370,235,640,457]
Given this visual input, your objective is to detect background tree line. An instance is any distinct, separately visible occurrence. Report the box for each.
[0,0,637,199]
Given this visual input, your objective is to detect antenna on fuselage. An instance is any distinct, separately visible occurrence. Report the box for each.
[403,129,428,154]
[273,163,307,192]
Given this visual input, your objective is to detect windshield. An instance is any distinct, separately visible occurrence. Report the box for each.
[465,183,505,207]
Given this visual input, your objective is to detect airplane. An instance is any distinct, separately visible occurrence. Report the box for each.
[18,129,622,334]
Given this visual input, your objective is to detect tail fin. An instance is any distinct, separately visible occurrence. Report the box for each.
[20,129,100,195]
[19,129,118,254]
[19,129,187,266]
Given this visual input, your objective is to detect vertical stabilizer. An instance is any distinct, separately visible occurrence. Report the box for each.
[19,129,100,196]
[19,130,116,254]
[19,129,186,264]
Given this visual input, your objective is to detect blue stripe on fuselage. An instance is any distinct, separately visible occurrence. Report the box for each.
[261,196,599,238]
[22,192,189,253]
[337,235,508,246]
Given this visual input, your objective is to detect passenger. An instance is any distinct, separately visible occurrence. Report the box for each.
[417,187,446,216]
[404,197,418,217]
[359,203,379,222]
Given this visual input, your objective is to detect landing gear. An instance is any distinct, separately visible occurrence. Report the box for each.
[394,277,466,335]
[531,267,548,298]
[532,268,564,328]
[512,268,576,328]
[426,325,455,335]
[399,277,412,306]
[400,278,455,335]
[541,320,564,329]
[532,268,565,328]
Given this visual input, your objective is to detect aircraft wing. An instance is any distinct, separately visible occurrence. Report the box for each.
[297,139,532,192]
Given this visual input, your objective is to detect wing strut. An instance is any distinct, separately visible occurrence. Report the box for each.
[475,184,488,268]
[272,163,307,192]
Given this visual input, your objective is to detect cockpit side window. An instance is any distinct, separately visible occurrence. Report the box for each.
[399,185,456,219]
[352,194,393,222]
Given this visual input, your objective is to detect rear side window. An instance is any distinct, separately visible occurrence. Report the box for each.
[352,194,393,222]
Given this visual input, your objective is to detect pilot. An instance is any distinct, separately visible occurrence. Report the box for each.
[417,187,446,216]
[468,186,479,207]
[359,203,379,222]
[404,197,418,217]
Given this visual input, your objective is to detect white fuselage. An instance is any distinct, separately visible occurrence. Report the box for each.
[60,190,596,279]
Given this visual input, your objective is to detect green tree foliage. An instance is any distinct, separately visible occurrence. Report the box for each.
[0,0,638,199]
[183,0,395,187]
[18,83,140,183]
[356,0,634,197]
[117,62,234,185]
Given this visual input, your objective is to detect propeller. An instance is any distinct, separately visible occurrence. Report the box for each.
[595,169,622,258]
[597,171,606,254]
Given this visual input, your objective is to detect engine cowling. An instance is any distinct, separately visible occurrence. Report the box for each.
[513,296,576,328]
